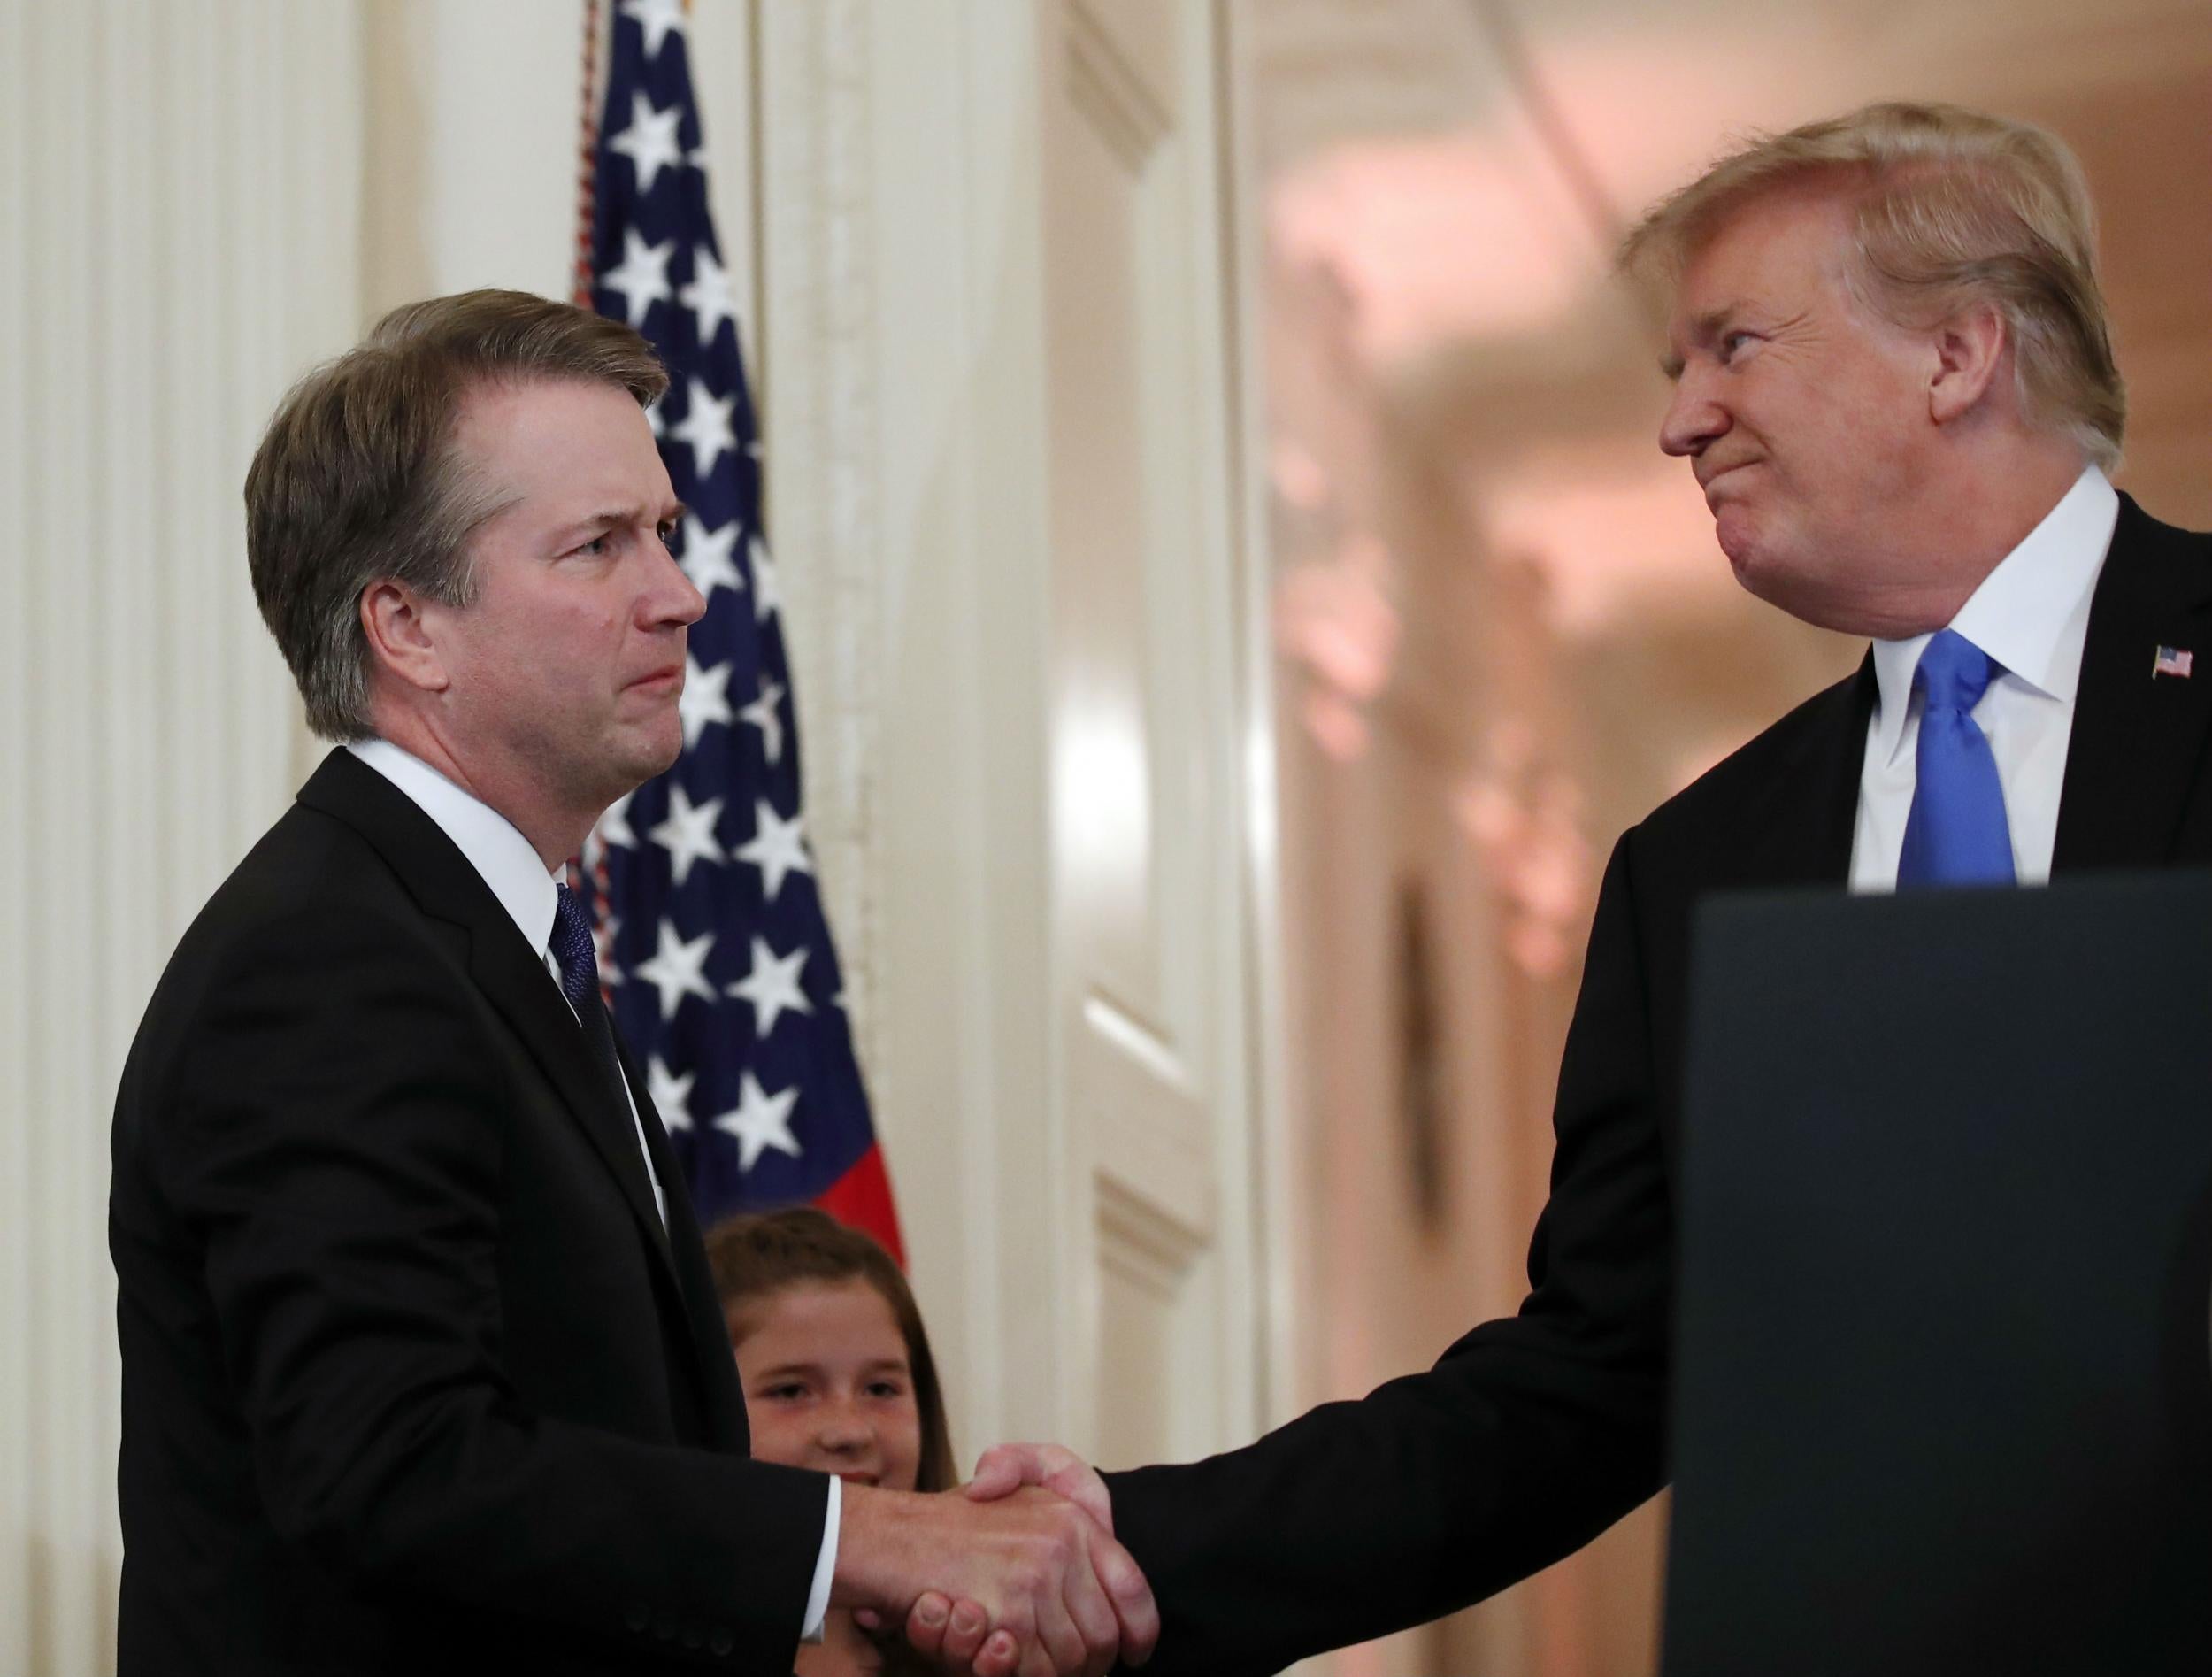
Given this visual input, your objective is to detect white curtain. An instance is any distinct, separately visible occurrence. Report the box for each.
[0,3,362,1669]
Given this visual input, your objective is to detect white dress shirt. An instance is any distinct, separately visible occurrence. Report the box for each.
[1850,466,2119,893]
[346,739,839,1640]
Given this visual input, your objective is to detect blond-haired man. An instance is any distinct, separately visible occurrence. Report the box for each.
[949,103,2212,1676]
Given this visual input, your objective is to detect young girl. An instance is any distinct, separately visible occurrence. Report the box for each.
[705,1208,955,1677]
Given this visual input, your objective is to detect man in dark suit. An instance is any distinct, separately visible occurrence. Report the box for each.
[936,100,2212,1675]
[111,291,1155,1677]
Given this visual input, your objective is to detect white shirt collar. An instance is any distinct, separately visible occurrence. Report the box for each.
[1868,465,2119,766]
[346,738,562,958]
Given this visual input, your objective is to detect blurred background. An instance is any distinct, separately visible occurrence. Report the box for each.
[4,2,2209,1673]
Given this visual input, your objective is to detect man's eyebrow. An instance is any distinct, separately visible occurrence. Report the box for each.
[1658,304,1742,380]
[550,502,687,542]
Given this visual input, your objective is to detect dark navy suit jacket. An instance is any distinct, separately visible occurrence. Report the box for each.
[1105,495,2212,1675]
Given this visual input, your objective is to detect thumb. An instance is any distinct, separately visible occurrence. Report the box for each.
[964,1442,1040,1502]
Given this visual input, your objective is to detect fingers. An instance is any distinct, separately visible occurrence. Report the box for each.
[1025,1572,1094,1677]
[1056,1549,1123,1677]
[1085,1527,1159,1666]
[904,1592,950,1660]
[941,1598,990,1669]
[883,1482,1143,1677]
[1038,1455,1114,1536]
[964,1442,1034,1502]
[1024,1496,1120,1677]
[908,1594,996,1675]
[967,1442,1115,1535]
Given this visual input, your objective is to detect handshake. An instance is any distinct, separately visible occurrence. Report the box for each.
[834,1444,1150,1677]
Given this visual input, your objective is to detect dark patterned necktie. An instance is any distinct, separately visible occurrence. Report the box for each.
[550,884,667,1229]
[550,882,603,1010]
[550,883,640,1116]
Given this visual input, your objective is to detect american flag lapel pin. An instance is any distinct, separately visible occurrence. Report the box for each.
[2153,645,2194,679]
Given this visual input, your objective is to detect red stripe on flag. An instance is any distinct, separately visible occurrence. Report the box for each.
[814,1146,905,1268]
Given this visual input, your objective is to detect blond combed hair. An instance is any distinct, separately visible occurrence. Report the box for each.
[1623,101,2124,469]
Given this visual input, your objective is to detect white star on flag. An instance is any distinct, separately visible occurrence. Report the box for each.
[590,912,624,989]
[679,513,744,602]
[672,378,738,477]
[750,535,781,623]
[599,228,675,328]
[647,1055,696,1132]
[728,935,813,1039]
[734,799,812,903]
[608,90,686,194]
[585,790,639,872]
[679,245,741,346]
[740,677,786,765]
[620,0,687,60]
[677,653,734,748]
[715,1072,803,1172]
[632,919,717,1020]
[647,783,726,886]
[597,790,639,849]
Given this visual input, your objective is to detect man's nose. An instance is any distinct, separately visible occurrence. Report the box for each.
[650,538,708,627]
[1658,372,1727,458]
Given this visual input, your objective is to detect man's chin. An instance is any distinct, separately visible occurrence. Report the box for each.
[1713,504,1763,570]
[634,735,684,785]
[600,727,685,801]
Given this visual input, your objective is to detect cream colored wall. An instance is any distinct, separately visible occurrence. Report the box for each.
[753,0,1282,1480]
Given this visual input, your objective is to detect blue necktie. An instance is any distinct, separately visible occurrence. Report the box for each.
[1896,628,2015,889]
[550,883,602,1008]
[552,883,631,1109]
[552,885,666,1227]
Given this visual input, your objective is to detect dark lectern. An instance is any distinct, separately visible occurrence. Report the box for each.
[1663,874,2212,1676]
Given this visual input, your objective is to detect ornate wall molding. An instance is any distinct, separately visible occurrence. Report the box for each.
[756,0,890,1120]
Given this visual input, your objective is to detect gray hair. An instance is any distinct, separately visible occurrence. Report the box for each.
[244,289,670,740]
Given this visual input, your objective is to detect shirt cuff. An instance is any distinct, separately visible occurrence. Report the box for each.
[801,1474,840,1643]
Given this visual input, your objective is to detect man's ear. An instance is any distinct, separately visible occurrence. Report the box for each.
[360,581,452,695]
[1928,301,2008,427]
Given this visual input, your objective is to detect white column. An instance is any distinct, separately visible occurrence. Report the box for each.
[0,4,363,1670]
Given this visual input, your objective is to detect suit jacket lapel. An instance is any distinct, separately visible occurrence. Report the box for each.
[1737,654,1877,890]
[296,751,683,1294]
[612,1031,752,1451]
[466,929,680,1278]
[2053,495,2212,873]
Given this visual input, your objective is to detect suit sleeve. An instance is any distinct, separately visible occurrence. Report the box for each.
[151,902,826,1673]
[1104,831,1671,1675]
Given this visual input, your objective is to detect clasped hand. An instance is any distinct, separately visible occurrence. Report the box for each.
[839,1444,1139,1677]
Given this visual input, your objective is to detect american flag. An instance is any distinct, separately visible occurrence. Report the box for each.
[2154,645,2194,680]
[572,0,902,1259]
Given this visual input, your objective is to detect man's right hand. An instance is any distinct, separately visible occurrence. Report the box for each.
[962,1443,1113,1532]
[833,1479,1155,1677]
